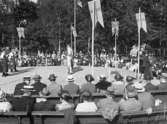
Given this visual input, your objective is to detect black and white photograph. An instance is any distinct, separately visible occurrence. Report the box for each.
[0,0,166,124]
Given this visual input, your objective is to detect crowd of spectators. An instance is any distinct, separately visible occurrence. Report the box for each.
[0,68,167,122]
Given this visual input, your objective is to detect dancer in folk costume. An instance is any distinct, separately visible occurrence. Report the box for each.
[67,45,73,74]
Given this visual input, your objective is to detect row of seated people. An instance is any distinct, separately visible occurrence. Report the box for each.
[14,71,167,97]
[1,77,167,123]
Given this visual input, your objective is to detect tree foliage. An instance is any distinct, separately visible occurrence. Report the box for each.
[13,0,167,53]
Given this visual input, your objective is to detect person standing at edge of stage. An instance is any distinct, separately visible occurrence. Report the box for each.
[67,44,73,74]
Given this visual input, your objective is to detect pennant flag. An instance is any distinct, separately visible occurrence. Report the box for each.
[17,27,25,39]
[136,10,147,32]
[77,0,82,8]
[112,21,119,36]
[71,25,77,37]
[88,0,104,28]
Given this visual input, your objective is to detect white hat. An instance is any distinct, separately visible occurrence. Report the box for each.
[67,75,74,82]
[133,83,145,93]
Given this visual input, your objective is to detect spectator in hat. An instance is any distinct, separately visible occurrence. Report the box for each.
[95,75,111,93]
[75,90,97,112]
[144,80,158,91]
[33,88,55,111]
[0,89,12,112]
[109,74,125,95]
[31,74,46,95]
[133,83,155,113]
[63,75,80,95]
[97,87,119,121]
[14,77,31,95]
[56,91,74,111]
[47,74,62,96]
[158,77,167,90]
[126,76,136,85]
[119,84,142,112]
[80,74,96,94]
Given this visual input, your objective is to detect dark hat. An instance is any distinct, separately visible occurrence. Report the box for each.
[126,76,135,83]
[48,74,57,81]
[32,74,41,80]
[114,74,123,81]
[85,74,94,82]
[126,85,137,98]
[23,77,31,81]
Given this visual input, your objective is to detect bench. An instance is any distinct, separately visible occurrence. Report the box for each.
[120,110,167,124]
[32,111,108,124]
[0,111,28,124]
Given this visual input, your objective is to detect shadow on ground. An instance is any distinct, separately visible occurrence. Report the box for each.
[73,66,83,74]
[8,67,35,76]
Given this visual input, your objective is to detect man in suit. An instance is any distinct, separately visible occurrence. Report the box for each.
[31,74,46,95]
[14,77,31,95]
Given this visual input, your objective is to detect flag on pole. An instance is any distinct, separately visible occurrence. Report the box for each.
[71,25,77,37]
[112,20,119,36]
[88,0,104,28]
[77,0,82,8]
[17,27,25,38]
[136,10,147,32]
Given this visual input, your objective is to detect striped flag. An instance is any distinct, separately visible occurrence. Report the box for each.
[88,0,104,28]
[112,20,119,36]
[17,27,25,38]
[136,9,147,32]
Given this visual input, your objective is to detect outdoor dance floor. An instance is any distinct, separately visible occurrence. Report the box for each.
[0,66,136,94]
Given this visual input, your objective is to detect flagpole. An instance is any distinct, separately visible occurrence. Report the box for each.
[114,18,117,68]
[137,8,141,79]
[74,0,77,55]
[71,24,73,49]
[91,0,95,75]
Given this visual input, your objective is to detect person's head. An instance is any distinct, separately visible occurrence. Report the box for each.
[67,75,74,83]
[48,74,57,82]
[99,75,107,81]
[126,84,137,99]
[126,76,135,85]
[23,77,31,85]
[32,74,41,83]
[0,89,6,102]
[114,74,123,81]
[85,74,94,83]
[80,90,92,102]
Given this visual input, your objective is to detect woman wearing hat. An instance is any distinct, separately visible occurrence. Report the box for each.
[47,74,62,96]
[95,75,111,93]
[109,74,125,95]
[119,84,142,112]
[158,76,167,90]
[80,74,96,94]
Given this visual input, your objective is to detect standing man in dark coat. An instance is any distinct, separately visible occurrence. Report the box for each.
[0,49,8,77]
